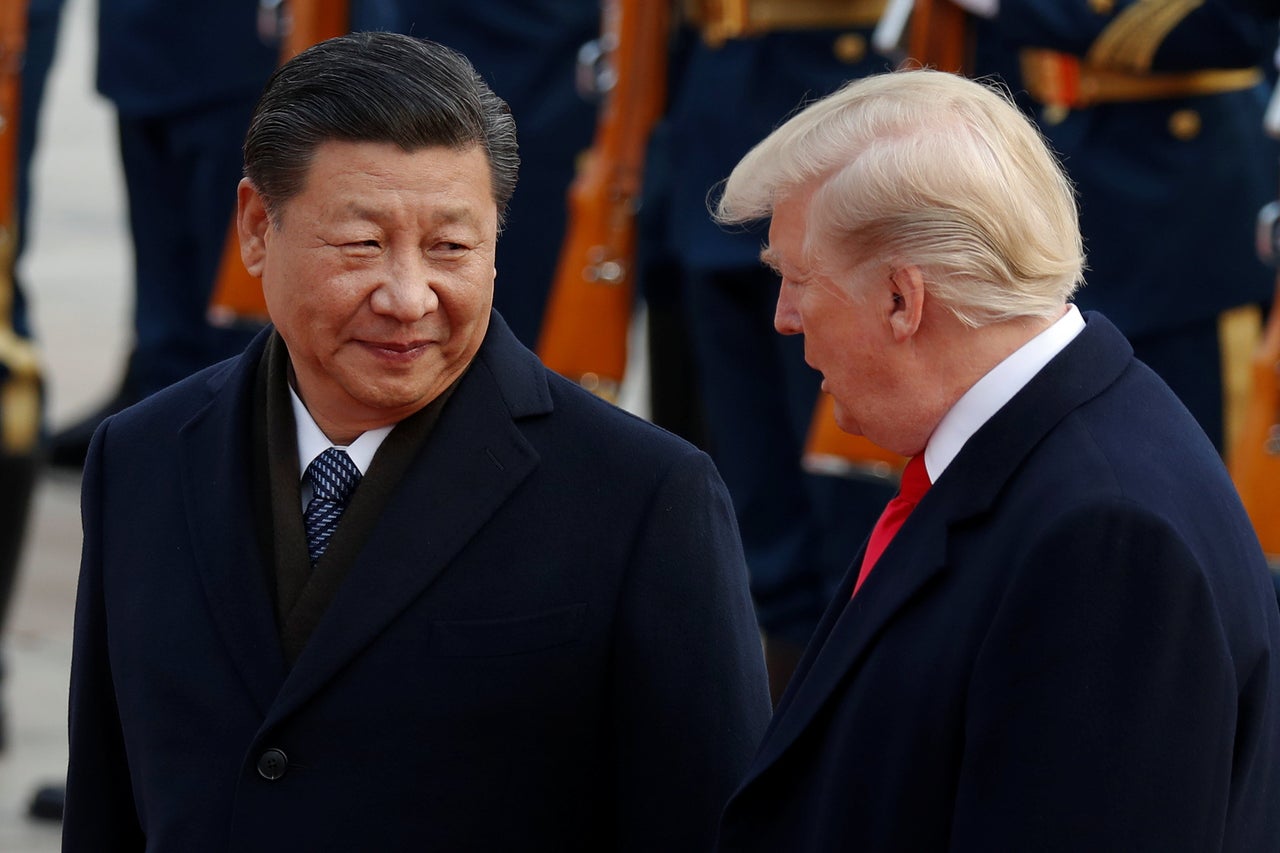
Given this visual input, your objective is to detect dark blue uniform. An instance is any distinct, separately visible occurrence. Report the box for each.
[351,0,599,347]
[647,24,898,666]
[94,0,277,398]
[972,0,1280,450]
[46,0,277,467]
[13,0,65,342]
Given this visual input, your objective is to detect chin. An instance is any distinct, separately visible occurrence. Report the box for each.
[363,385,437,413]
[831,402,861,436]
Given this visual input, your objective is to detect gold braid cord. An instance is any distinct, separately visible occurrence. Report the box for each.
[1087,0,1205,74]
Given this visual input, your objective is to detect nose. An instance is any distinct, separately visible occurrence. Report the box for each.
[774,280,802,336]
[370,252,439,321]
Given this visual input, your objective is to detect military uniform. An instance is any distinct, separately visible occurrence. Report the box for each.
[971,0,1280,451]
[96,0,277,398]
[12,0,64,341]
[0,0,64,753]
[644,1,899,692]
[45,1,278,468]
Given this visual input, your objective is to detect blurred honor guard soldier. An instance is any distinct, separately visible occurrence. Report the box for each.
[351,0,600,348]
[713,70,1280,850]
[1231,0,1280,14]
[961,0,1280,453]
[63,33,769,851]
[646,0,899,699]
[46,0,277,468]
[0,0,63,751]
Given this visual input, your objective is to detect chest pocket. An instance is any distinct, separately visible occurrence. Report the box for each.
[429,603,587,657]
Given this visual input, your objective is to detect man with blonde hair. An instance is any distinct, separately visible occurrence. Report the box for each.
[714,69,1280,851]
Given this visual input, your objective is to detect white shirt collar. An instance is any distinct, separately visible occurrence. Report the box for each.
[289,386,393,480]
[924,305,1085,481]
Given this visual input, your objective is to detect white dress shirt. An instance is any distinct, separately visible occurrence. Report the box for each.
[923,304,1085,482]
[290,387,393,509]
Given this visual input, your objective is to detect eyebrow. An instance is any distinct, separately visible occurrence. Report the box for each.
[759,246,780,271]
[341,202,483,229]
[428,205,483,227]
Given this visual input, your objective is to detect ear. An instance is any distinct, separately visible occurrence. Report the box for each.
[888,264,925,342]
[237,178,270,279]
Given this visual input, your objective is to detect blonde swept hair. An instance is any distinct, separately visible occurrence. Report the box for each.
[715,69,1085,327]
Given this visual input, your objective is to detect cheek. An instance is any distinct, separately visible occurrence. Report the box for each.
[442,271,494,323]
[799,303,839,351]
[278,284,367,357]
[814,317,874,384]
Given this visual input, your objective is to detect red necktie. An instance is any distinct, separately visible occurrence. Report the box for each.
[853,455,931,596]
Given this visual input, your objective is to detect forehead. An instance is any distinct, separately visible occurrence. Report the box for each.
[762,190,816,268]
[293,139,495,210]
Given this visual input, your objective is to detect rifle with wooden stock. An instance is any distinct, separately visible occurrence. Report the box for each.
[803,0,970,479]
[207,0,350,325]
[0,0,40,458]
[535,0,670,402]
[904,0,970,73]
[1228,202,1280,561]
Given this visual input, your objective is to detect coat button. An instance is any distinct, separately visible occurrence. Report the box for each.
[1042,104,1070,126]
[257,748,288,780]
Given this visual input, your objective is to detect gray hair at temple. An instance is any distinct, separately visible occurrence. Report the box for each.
[243,31,520,227]
[715,69,1084,327]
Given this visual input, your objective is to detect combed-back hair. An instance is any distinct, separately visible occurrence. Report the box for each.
[244,31,519,227]
[716,69,1084,327]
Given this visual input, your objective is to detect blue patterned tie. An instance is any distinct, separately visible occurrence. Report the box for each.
[303,448,362,564]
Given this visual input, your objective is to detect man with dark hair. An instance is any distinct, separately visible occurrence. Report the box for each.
[63,32,770,851]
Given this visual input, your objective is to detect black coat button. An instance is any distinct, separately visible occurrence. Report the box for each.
[256,748,288,780]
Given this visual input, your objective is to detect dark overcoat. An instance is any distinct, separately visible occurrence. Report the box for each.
[65,314,771,852]
[717,313,1280,852]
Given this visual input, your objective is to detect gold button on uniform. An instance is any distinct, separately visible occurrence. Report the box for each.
[833,32,867,64]
[1088,0,1115,13]
[1168,109,1201,140]
[1042,104,1070,126]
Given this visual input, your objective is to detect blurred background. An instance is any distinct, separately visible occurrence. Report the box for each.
[1,0,127,848]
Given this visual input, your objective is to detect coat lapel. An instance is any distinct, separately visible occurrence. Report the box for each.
[179,332,289,716]
[265,314,548,726]
[742,312,1134,785]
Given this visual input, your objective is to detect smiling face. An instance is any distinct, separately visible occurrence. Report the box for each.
[238,140,498,443]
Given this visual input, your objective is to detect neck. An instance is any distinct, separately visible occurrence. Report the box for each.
[899,307,1065,454]
[951,311,1061,389]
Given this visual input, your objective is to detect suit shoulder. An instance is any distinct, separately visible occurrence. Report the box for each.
[103,351,248,438]
[542,369,702,456]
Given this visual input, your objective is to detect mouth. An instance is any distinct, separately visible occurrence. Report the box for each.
[359,339,434,360]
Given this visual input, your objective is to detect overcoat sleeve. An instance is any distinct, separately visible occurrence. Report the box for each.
[64,421,146,851]
[951,501,1275,851]
[609,447,771,850]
